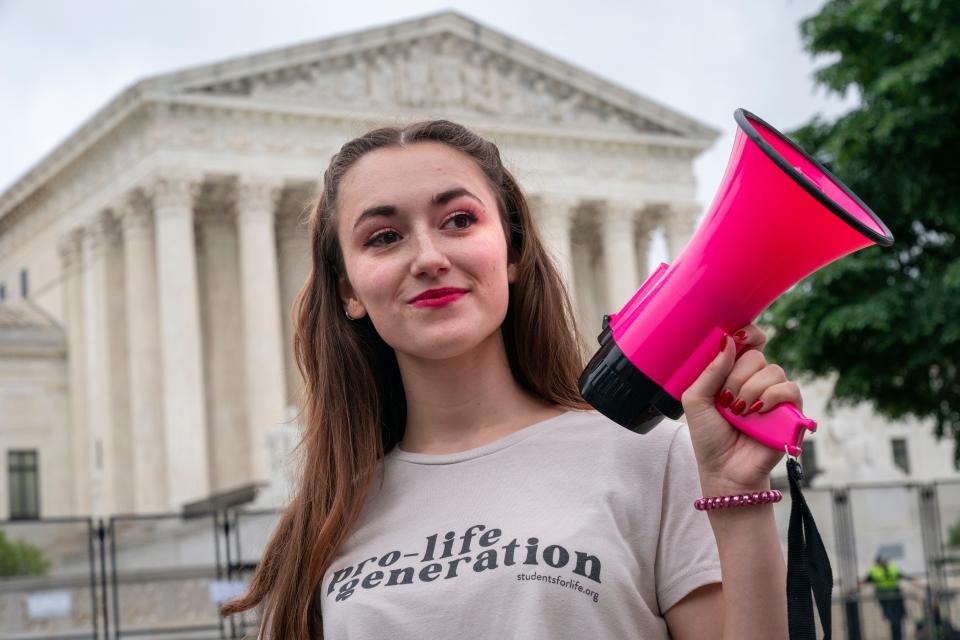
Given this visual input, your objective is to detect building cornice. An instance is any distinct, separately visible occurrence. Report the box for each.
[156,92,715,153]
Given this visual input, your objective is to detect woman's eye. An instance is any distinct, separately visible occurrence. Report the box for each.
[444,211,478,229]
[364,212,476,247]
[365,230,401,247]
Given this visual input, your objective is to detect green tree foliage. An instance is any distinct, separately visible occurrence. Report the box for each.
[761,0,960,457]
[0,530,51,577]
[948,519,960,549]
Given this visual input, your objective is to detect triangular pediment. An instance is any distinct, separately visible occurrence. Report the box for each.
[0,12,719,223]
[145,12,718,141]
[182,34,672,136]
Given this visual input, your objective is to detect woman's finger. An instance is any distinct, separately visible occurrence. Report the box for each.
[715,349,766,411]
[730,364,789,415]
[731,323,767,353]
[751,380,804,415]
[682,334,736,414]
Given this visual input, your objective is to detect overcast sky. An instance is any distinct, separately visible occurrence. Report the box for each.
[0,0,857,212]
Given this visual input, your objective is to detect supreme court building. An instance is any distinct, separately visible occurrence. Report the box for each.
[0,12,716,519]
[3,11,951,525]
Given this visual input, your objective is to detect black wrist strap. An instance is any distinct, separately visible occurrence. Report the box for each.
[786,458,834,639]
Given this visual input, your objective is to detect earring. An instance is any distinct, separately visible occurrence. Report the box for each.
[345,309,354,321]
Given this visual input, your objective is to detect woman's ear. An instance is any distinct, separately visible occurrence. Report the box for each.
[338,276,367,319]
[507,261,519,284]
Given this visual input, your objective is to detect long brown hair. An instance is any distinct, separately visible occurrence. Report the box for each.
[221,120,592,638]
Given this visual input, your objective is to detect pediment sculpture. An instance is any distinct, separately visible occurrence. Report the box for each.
[187,33,677,136]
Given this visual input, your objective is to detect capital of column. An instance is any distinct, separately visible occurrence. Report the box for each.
[663,202,702,261]
[194,206,234,230]
[538,193,580,222]
[81,211,121,256]
[601,201,642,310]
[116,190,153,236]
[604,203,640,232]
[235,175,283,223]
[635,208,659,235]
[278,218,312,254]
[532,194,581,242]
[147,172,203,213]
[669,202,702,231]
[58,228,85,273]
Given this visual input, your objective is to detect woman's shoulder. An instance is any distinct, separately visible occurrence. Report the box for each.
[546,408,690,460]
[534,409,700,499]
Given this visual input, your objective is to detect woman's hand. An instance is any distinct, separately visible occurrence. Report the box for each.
[681,324,804,493]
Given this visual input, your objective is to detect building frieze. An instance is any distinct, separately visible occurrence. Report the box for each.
[189,34,675,139]
[155,92,707,156]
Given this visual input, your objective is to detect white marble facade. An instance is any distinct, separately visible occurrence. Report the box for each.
[0,12,719,517]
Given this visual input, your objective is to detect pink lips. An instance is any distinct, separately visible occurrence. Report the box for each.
[409,287,468,308]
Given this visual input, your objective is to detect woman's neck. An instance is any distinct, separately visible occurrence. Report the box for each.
[396,330,564,454]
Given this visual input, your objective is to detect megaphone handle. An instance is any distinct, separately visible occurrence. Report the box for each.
[715,401,816,457]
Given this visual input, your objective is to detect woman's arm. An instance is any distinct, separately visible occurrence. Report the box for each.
[663,489,787,639]
[663,583,723,639]
[666,324,796,639]
[662,489,787,640]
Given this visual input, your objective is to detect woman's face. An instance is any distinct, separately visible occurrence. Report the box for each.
[335,142,517,360]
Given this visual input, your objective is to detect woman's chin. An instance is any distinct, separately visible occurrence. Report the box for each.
[393,327,500,362]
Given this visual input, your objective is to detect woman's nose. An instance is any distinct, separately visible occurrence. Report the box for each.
[409,232,451,277]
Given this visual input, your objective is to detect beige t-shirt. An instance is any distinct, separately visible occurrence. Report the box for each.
[309,409,721,639]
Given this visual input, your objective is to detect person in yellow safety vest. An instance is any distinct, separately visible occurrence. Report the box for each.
[866,554,906,640]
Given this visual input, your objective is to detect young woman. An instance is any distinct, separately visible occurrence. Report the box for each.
[223,120,797,638]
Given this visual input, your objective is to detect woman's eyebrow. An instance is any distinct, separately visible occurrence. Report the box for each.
[353,205,395,230]
[432,187,481,206]
[353,188,482,230]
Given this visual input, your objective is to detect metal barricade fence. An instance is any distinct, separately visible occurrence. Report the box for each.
[773,485,847,637]
[769,481,960,640]
[106,511,225,639]
[10,482,960,639]
[223,509,284,639]
[929,480,960,636]
[0,517,99,640]
[0,510,283,639]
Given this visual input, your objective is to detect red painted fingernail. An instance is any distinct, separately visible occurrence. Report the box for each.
[748,400,764,414]
[720,335,728,352]
[734,330,748,341]
[731,399,747,415]
[718,390,734,407]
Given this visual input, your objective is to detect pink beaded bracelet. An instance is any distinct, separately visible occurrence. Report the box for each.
[694,490,782,511]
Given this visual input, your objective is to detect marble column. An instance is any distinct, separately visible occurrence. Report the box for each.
[276,202,312,410]
[663,203,701,262]
[535,194,577,302]
[601,203,641,312]
[80,212,133,516]
[235,176,288,484]
[117,192,167,513]
[570,210,606,336]
[58,230,91,516]
[150,173,211,508]
[634,216,655,285]
[196,204,249,493]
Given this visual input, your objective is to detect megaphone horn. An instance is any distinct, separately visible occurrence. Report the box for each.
[579,108,894,456]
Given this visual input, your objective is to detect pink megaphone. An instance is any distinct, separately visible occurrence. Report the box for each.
[578,108,894,456]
